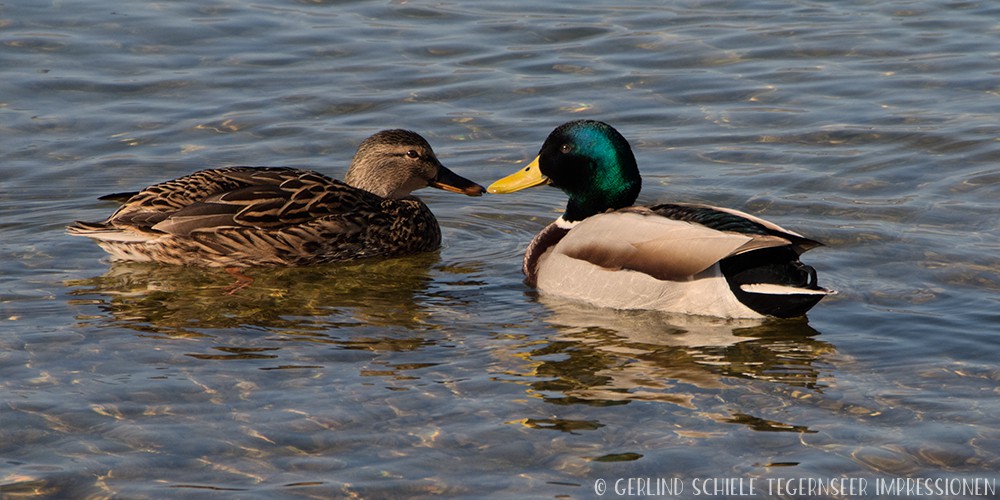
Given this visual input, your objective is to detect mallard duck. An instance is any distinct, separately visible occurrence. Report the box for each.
[488,120,834,319]
[69,129,485,267]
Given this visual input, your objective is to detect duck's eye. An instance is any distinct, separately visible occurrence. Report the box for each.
[405,150,420,159]
[560,144,573,154]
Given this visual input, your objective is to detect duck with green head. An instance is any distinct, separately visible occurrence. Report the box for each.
[489,120,833,319]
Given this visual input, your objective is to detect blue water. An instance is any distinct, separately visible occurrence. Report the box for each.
[3,0,999,498]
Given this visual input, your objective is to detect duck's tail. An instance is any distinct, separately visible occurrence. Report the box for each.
[67,221,154,243]
[721,248,835,319]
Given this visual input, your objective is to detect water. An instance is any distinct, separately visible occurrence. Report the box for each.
[3,0,999,498]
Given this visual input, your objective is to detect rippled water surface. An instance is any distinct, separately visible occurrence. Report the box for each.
[3,0,999,498]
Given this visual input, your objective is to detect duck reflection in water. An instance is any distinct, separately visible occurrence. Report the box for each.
[67,253,446,345]
[507,296,836,434]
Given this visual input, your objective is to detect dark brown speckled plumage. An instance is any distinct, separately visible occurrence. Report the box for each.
[68,130,485,267]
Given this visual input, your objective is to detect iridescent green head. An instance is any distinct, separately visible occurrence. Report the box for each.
[488,120,642,222]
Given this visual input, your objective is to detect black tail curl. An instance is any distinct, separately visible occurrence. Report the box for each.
[720,247,827,318]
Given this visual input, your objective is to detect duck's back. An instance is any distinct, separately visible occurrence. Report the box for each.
[525,204,831,319]
[69,166,441,266]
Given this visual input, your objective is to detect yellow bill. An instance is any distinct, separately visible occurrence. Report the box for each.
[487,156,548,194]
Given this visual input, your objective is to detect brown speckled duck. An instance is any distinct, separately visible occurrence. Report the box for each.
[69,129,485,267]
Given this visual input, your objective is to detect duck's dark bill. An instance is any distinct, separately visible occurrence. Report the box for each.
[430,165,486,196]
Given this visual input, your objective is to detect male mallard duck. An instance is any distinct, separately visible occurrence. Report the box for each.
[69,129,485,267]
[488,120,833,319]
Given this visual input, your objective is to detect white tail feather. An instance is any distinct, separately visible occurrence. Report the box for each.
[740,283,830,296]
[67,228,157,243]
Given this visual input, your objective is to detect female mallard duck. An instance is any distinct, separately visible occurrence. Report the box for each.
[69,129,485,267]
[488,120,833,319]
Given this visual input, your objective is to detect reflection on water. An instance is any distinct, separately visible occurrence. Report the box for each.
[67,254,440,334]
[504,297,835,434]
[64,255,453,370]
[66,259,836,439]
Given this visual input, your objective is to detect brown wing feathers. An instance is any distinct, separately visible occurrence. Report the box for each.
[557,205,811,282]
